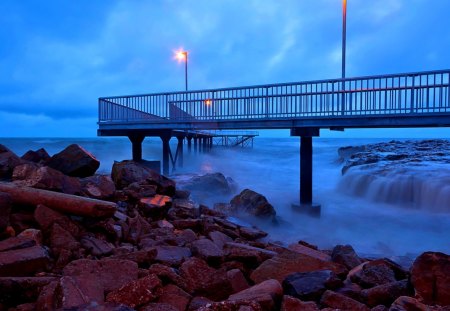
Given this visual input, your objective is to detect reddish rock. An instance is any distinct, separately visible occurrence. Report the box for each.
[181,172,233,195]
[282,270,343,302]
[36,280,58,311]
[57,302,135,311]
[139,195,172,218]
[0,246,50,276]
[148,263,188,291]
[331,244,363,270]
[389,296,431,311]
[175,229,198,246]
[281,295,319,311]
[21,148,50,164]
[141,303,179,311]
[361,280,409,307]
[239,226,268,240]
[111,249,157,266]
[12,164,82,195]
[250,250,347,284]
[411,251,450,306]
[106,274,162,308]
[197,300,263,311]
[372,305,389,311]
[336,279,364,302]
[230,189,276,218]
[0,276,56,307]
[228,279,283,310]
[288,243,331,261]
[80,235,114,257]
[63,258,139,293]
[46,144,100,177]
[0,236,36,252]
[224,242,276,267]
[155,245,192,266]
[0,192,12,230]
[180,257,232,301]
[188,297,213,311]
[191,238,224,265]
[350,259,407,288]
[168,199,200,220]
[320,290,370,311]
[10,212,35,233]
[125,213,152,244]
[34,204,80,236]
[17,229,43,245]
[49,223,80,255]
[209,230,233,249]
[0,144,23,179]
[172,219,202,231]
[81,175,116,199]
[59,275,105,308]
[227,269,250,293]
[156,220,174,229]
[157,284,192,311]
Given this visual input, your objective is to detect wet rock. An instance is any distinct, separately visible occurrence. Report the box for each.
[139,195,172,218]
[191,238,224,265]
[81,175,116,199]
[188,297,213,311]
[125,213,152,244]
[49,223,80,255]
[361,280,410,307]
[36,280,58,311]
[111,160,175,195]
[148,263,188,291]
[180,257,232,301]
[0,192,12,231]
[228,279,283,310]
[58,302,136,311]
[142,303,179,311]
[0,144,24,179]
[227,268,250,293]
[209,230,233,249]
[331,244,363,270]
[224,242,277,267]
[0,276,56,306]
[410,251,450,306]
[175,228,198,246]
[17,229,43,245]
[157,284,192,311]
[250,250,347,284]
[239,226,268,240]
[350,259,407,288]
[21,148,50,164]
[0,246,50,276]
[106,274,162,308]
[46,144,100,177]
[111,249,157,266]
[0,236,36,252]
[288,243,331,261]
[388,296,431,311]
[230,189,276,218]
[281,295,319,311]
[155,245,192,266]
[320,290,370,311]
[172,219,202,231]
[80,235,114,257]
[180,172,234,194]
[12,164,82,195]
[58,275,105,308]
[34,204,81,239]
[282,270,343,302]
[168,199,200,219]
[197,300,263,311]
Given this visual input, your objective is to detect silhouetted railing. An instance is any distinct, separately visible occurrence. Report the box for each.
[99,69,450,123]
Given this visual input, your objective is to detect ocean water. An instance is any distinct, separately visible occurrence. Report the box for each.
[2,136,450,259]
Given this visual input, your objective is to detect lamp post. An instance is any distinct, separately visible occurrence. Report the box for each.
[175,50,188,91]
[342,0,347,79]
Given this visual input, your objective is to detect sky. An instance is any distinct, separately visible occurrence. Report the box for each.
[1,0,450,138]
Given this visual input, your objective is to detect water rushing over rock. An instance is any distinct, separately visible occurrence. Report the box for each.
[338,139,450,212]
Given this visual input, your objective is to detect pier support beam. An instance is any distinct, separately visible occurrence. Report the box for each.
[160,133,171,176]
[291,127,321,216]
[194,138,198,153]
[187,137,192,153]
[177,136,184,168]
[128,135,145,161]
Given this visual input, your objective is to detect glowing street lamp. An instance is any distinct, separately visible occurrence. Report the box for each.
[342,0,347,79]
[175,50,188,91]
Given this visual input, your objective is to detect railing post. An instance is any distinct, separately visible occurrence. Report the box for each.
[410,75,416,113]
[341,79,345,115]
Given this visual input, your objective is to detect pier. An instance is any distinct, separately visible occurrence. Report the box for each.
[98,69,450,210]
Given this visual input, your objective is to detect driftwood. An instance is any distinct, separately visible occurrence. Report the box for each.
[0,182,116,218]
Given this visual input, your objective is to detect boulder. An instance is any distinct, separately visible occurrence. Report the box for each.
[228,279,283,310]
[350,259,407,288]
[288,243,331,261]
[0,276,56,306]
[388,296,432,311]
[361,280,409,307]
[80,235,114,257]
[46,144,100,177]
[21,148,50,164]
[58,275,105,308]
[34,204,80,237]
[239,226,268,240]
[0,246,50,277]
[0,192,12,231]
[17,229,43,245]
[208,230,233,250]
[227,269,250,294]
[180,172,234,194]
[0,236,36,253]
[36,280,59,311]
[188,297,213,311]
[111,160,175,194]
[250,250,347,284]
[282,270,343,302]
[142,303,179,311]
[180,257,232,301]
[148,263,189,291]
[320,290,370,311]
[224,242,277,267]
[106,274,162,308]
[191,238,224,265]
[168,199,200,219]
[111,249,157,266]
[281,295,319,311]
[410,251,450,306]
[49,223,80,255]
[12,164,82,195]
[0,144,23,179]
[139,195,172,218]
[230,189,276,218]
[331,244,363,270]
[81,175,116,199]
[155,245,192,266]
[157,284,192,311]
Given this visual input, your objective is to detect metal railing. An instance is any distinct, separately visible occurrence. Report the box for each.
[99,69,450,124]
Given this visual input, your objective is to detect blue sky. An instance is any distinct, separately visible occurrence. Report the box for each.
[1,0,450,138]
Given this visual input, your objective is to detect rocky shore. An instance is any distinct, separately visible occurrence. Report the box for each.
[0,143,449,310]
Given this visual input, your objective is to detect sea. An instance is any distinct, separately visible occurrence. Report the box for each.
[3,136,450,261]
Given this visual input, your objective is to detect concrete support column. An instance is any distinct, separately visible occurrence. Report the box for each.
[203,138,208,152]
[209,137,213,149]
[187,137,192,153]
[160,134,171,176]
[128,135,145,161]
[300,136,313,204]
[177,136,184,168]
[194,138,198,153]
